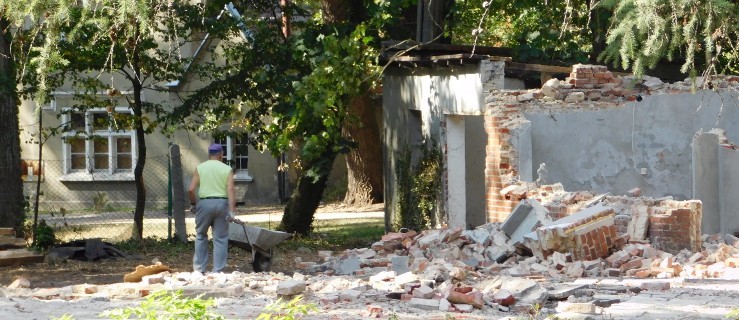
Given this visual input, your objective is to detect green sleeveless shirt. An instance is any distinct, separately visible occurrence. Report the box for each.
[197,160,232,198]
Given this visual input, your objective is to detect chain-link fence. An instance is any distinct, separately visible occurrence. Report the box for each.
[22,154,175,242]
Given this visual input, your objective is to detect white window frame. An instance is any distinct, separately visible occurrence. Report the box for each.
[214,136,252,182]
[60,106,137,181]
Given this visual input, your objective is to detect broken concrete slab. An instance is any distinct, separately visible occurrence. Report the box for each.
[548,284,589,300]
[533,204,617,261]
[408,297,440,310]
[390,255,410,275]
[337,256,361,275]
[501,199,553,245]
[276,280,307,296]
[556,301,597,314]
[627,206,649,241]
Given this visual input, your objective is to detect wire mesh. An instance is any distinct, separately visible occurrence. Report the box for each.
[21,155,174,242]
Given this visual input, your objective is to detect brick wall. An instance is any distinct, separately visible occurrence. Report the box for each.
[648,201,702,253]
[484,115,517,222]
[529,205,617,261]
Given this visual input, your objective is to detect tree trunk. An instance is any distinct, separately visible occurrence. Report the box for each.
[319,0,382,206]
[343,93,383,205]
[132,93,147,240]
[279,149,337,235]
[0,17,25,236]
[130,33,147,240]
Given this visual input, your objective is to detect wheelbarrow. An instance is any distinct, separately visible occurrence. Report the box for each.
[228,219,291,272]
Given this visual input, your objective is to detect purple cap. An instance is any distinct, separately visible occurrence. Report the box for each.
[208,143,223,154]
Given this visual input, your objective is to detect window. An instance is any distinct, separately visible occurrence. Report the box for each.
[60,107,137,181]
[214,136,252,181]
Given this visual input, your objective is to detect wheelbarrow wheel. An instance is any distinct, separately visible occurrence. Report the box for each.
[252,249,273,272]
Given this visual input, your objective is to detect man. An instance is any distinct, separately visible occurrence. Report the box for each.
[188,143,236,273]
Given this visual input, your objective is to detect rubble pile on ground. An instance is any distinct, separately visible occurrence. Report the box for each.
[285,182,738,316]
[2,182,735,318]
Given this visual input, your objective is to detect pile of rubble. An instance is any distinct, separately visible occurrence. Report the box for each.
[4,183,739,318]
[288,184,739,316]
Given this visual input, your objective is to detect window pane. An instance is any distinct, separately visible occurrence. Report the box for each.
[92,113,108,130]
[233,144,248,156]
[117,155,132,169]
[71,154,86,170]
[116,137,133,170]
[236,157,248,170]
[94,138,109,153]
[70,113,85,131]
[233,137,248,170]
[214,138,228,159]
[94,155,109,169]
[93,138,109,170]
[70,138,85,153]
[117,138,131,153]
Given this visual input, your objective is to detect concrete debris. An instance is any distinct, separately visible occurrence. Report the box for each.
[5,189,739,318]
[276,279,307,296]
[501,199,553,246]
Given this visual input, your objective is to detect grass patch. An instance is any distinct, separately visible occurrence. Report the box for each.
[279,218,385,252]
[86,217,385,258]
[115,237,192,260]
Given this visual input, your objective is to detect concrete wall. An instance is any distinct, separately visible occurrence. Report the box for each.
[719,146,739,235]
[383,60,499,230]
[465,116,487,228]
[524,91,739,200]
[692,132,721,234]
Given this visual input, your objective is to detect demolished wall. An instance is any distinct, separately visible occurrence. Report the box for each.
[484,64,739,236]
[501,181,702,255]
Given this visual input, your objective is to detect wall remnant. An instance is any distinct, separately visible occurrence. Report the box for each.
[485,63,739,239]
[527,204,617,261]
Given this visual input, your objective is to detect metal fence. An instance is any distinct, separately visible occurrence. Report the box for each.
[22,154,177,242]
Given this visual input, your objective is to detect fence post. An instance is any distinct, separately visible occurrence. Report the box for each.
[169,144,188,243]
[168,151,173,240]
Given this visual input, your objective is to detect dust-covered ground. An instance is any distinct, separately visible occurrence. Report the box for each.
[0,204,382,289]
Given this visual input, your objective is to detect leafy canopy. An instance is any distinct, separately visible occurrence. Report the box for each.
[598,0,739,76]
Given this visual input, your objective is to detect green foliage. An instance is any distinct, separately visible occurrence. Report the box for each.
[393,144,443,232]
[450,0,593,63]
[51,315,75,320]
[100,289,224,320]
[598,0,739,76]
[256,295,318,320]
[32,219,56,251]
[727,307,739,319]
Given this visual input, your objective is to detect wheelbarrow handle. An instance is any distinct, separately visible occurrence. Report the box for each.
[228,217,246,225]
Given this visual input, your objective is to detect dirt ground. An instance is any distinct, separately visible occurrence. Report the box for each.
[0,203,383,289]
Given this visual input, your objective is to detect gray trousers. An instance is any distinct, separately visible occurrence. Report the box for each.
[193,199,229,273]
